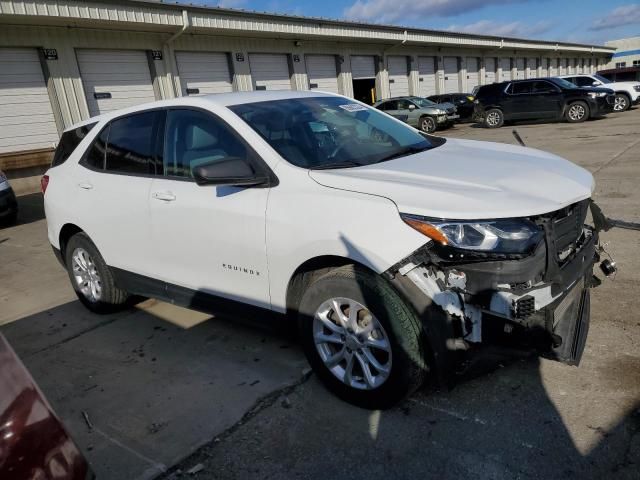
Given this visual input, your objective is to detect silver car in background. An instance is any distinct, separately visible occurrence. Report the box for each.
[373,96,458,133]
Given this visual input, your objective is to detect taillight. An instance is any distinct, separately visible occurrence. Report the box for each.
[41,175,49,194]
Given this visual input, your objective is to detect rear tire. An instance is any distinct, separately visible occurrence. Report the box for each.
[298,265,426,409]
[64,232,129,313]
[484,108,504,128]
[419,116,437,134]
[613,93,630,112]
[566,101,589,123]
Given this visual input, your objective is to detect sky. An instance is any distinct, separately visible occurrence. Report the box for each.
[203,0,640,46]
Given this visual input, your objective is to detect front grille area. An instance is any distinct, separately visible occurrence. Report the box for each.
[548,200,589,264]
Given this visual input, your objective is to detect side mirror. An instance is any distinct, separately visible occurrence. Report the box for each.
[192,157,269,187]
[408,104,416,111]
[592,81,601,86]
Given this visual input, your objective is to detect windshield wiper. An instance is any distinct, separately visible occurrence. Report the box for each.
[374,145,430,163]
[310,160,364,170]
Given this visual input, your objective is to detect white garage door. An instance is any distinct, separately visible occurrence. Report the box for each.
[0,48,58,154]
[77,49,156,117]
[540,58,549,77]
[500,58,512,81]
[351,55,376,79]
[176,51,232,96]
[306,55,339,93]
[484,57,497,84]
[515,58,525,79]
[527,58,537,78]
[443,57,459,93]
[249,53,291,91]
[559,58,567,75]
[388,56,409,97]
[466,57,479,92]
[418,56,437,96]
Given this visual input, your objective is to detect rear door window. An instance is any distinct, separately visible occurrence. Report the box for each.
[511,82,533,95]
[82,126,110,170]
[105,111,163,175]
[52,123,96,167]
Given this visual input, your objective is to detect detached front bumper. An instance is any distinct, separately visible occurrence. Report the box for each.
[386,200,600,376]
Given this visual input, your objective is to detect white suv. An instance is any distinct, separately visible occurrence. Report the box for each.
[44,91,602,408]
[560,74,640,111]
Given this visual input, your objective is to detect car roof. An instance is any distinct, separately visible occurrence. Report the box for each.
[63,90,341,132]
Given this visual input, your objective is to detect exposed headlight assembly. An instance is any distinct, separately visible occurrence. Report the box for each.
[401,214,543,254]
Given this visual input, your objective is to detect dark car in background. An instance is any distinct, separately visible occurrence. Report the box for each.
[0,334,92,479]
[473,77,615,128]
[427,93,476,122]
[0,169,17,226]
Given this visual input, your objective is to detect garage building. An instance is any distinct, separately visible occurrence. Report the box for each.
[0,0,614,178]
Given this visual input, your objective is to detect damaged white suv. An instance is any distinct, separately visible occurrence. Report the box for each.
[44,91,603,409]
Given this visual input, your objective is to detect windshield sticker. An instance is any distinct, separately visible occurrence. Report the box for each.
[339,103,368,112]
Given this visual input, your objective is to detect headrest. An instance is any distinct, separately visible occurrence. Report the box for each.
[185,123,218,150]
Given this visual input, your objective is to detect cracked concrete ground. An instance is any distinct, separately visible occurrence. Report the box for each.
[1,108,639,479]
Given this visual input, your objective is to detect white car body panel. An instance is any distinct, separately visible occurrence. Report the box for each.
[309,138,594,220]
[44,90,592,315]
[560,74,640,102]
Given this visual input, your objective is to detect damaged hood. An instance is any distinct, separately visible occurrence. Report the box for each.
[309,138,594,219]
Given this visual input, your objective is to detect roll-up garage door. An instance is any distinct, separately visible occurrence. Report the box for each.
[568,59,576,75]
[484,58,496,84]
[443,57,459,93]
[500,58,512,81]
[418,56,437,96]
[351,55,376,79]
[0,48,59,154]
[249,53,291,91]
[387,56,409,97]
[306,55,339,93]
[526,58,537,78]
[549,58,557,76]
[515,58,525,79]
[466,57,479,92]
[559,58,567,75]
[77,49,156,117]
[176,51,232,96]
[540,58,549,77]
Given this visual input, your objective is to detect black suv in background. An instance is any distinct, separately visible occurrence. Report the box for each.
[427,93,475,122]
[473,77,615,128]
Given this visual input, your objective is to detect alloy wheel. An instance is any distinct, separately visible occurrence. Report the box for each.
[486,111,501,127]
[72,247,102,302]
[614,95,628,112]
[421,117,435,133]
[568,104,586,121]
[313,297,392,390]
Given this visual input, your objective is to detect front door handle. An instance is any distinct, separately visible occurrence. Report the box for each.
[152,191,176,202]
[78,182,93,190]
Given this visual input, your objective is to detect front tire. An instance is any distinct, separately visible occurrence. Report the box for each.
[613,93,630,112]
[566,101,589,123]
[419,116,437,134]
[484,108,504,128]
[64,232,129,313]
[298,265,426,409]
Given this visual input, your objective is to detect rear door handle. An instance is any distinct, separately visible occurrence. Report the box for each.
[78,182,93,190]
[152,191,176,202]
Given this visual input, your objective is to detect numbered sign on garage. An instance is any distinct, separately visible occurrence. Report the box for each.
[77,49,157,117]
[418,56,437,96]
[387,56,410,97]
[176,51,233,96]
[466,57,479,92]
[443,57,459,93]
[249,53,292,91]
[0,48,59,154]
[305,55,340,93]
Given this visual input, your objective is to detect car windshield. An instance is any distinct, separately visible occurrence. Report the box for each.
[552,77,580,89]
[593,74,611,84]
[411,97,437,108]
[230,96,433,169]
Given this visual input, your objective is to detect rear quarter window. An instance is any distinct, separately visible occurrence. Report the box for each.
[51,123,97,167]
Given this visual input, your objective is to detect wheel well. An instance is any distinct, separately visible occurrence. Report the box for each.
[285,256,373,317]
[59,223,83,260]
[615,91,631,99]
